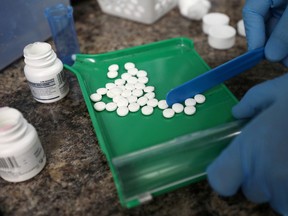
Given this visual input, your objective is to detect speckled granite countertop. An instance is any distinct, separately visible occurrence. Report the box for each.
[0,0,286,215]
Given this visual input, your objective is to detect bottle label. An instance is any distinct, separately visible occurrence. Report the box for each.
[0,138,46,181]
[28,71,69,101]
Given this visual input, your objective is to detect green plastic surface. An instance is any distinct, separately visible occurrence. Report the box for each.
[65,37,238,208]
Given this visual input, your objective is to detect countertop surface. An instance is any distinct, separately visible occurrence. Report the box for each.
[0,0,286,215]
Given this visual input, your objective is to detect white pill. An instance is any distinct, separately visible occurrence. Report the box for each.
[115,78,126,86]
[132,89,143,97]
[141,105,154,116]
[117,106,129,117]
[113,95,125,103]
[137,96,148,106]
[108,64,119,71]
[194,94,206,103]
[105,83,116,90]
[144,86,155,93]
[147,98,158,107]
[134,82,145,89]
[184,106,196,115]
[127,95,138,103]
[106,102,117,112]
[110,87,123,96]
[128,103,140,112]
[125,83,135,90]
[124,62,135,70]
[119,85,126,91]
[145,92,155,99]
[121,72,132,80]
[106,90,115,98]
[96,88,108,95]
[128,68,138,76]
[107,71,118,79]
[172,103,184,113]
[163,108,175,118]
[94,102,106,111]
[121,89,132,98]
[117,98,129,107]
[90,93,102,102]
[185,98,196,106]
[137,70,147,77]
[158,100,168,109]
[127,77,138,84]
[138,76,149,84]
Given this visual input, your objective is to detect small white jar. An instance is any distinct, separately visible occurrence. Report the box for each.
[23,42,69,103]
[0,107,46,182]
[208,25,236,50]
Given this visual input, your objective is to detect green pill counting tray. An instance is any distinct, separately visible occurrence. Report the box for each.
[65,37,241,208]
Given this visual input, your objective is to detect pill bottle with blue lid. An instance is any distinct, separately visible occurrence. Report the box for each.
[23,42,69,103]
[0,107,46,182]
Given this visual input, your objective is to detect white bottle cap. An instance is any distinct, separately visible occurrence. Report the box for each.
[208,25,236,50]
[202,12,230,34]
[237,19,246,37]
[179,0,211,20]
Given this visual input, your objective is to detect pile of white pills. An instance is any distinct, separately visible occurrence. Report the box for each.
[90,62,206,118]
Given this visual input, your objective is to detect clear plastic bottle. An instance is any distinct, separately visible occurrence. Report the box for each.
[0,107,46,182]
[23,42,69,103]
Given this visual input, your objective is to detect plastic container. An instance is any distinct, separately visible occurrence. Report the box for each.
[208,25,236,50]
[178,0,211,20]
[45,4,80,66]
[202,12,230,34]
[237,19,246,37]
[23,42,69,103]
[0,107,46,182]
[65,37,239,208]
[0,0,70,71]
[96,0,178,24]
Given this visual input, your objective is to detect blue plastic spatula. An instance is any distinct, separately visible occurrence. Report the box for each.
[166,47,265,106]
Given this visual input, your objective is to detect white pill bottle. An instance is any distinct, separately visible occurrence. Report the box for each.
[0,107,46,182]
[23,42,69,103]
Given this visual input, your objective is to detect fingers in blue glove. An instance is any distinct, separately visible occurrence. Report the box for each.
[242,0,271,50]
[206,138,243,196]
[232,82,275,119]
[232,73,288,119]
[265,6,288,65]
[207,133,271,203]
[208,73,288,215]
[243,0,288,66]
[207,101,288,213]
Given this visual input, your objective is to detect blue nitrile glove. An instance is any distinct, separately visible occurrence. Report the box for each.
[207,73,288,215]
[243,0,288,66]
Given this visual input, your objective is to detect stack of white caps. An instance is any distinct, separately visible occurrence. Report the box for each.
[202,13,236,50]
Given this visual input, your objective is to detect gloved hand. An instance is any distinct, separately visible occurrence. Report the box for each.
[243,0,288,66]
[207,73,288,215]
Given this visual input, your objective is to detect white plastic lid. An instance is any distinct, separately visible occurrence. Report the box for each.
[202,12,230,34]
[179,0,211,20]
[237,19,246,37]
[208,25,236,50]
